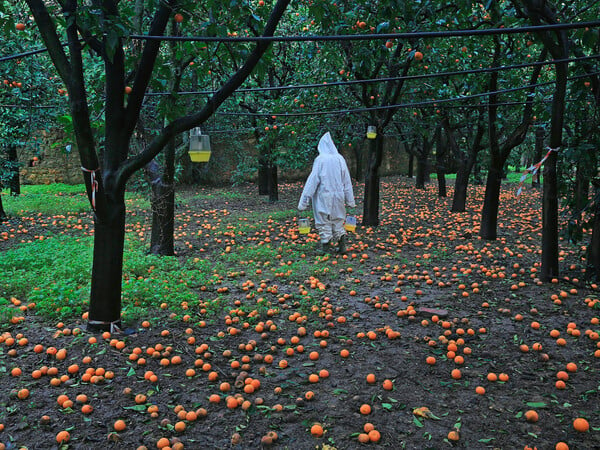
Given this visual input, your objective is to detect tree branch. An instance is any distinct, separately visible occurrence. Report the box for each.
[116,0,291,190]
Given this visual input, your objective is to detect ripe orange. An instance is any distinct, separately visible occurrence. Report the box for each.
[15,23,26,31]
[565,362,577,373]
[174,13,184,23]
[475,386,485,395]
[17,388,29,400]
[447,430,459,441]
[310,423,324,437]
[359,404,372,415]
[368,429,381,442]
[366,373,376,384]
[156,437,171,449]
[525,410,539,423]
[573,417,589,432]
[114,419,126,431]
[414,51,424,61]
[451,369,461,379]
[56,430,70,443]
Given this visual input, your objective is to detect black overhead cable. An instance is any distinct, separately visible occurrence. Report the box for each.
[143,53,600,97]
[2,21,599,63]
[214,71,600,118]
[130,20,600,42]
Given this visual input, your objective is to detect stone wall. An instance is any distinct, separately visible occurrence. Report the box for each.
[18,129,82,185]
[20,129,409,186]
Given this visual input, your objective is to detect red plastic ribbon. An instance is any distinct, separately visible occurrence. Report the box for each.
[516,147,559,196]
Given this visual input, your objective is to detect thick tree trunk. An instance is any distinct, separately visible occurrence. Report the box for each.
[479,164,503,240]
[7,145,20,196]
[362,136,382,226]
[87,197,126,331]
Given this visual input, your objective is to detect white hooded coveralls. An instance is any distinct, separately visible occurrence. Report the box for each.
[298,132,356,243]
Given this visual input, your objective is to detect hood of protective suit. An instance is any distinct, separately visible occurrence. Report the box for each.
[317,132,339,156]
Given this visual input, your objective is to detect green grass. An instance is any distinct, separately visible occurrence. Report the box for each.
[2,184,151,216]
[3,184,89,215]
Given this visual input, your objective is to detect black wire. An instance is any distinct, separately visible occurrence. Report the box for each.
[0,42,70,63]
[144,53,600,97]
[2,21,599,64]
[130,20,600,43]
[214,71,600,117]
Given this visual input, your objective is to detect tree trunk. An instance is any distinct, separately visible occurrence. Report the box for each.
[415,154,427,189]
[353,144,363,180]
[437,173,447,197]
[532,127,544,187]
[0,190,7,220]
[473,161,483,185]
[407,151,414,178]
[258,153,269,195]
[267,162,278,202]
[7,145,20,196]
[435,124,446,197]
[567,160,590,243]
[541,149,559,280]
[452,164,472,212]
[541,62,567,281]
[587,181,600,281]
[479,163,503,240]
[362,135,382,226]
[147,138,175,256]
[87,197,126,331]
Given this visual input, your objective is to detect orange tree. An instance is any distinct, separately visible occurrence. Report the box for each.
[511,0,598,280]
[0,6,62,216]
[23,0,291,330]
[305,1,437,226]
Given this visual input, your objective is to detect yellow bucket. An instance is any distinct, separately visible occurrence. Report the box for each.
[344,215,357,232]
[188,151,211,162]
[298,218,310,234]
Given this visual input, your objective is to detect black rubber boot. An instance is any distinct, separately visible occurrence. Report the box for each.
[337,235,347,254]
[317,242,329,254]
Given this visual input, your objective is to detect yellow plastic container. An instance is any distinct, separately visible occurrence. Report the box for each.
[188,150,211,162]
[344,215,357,232]
[298,218,310,234]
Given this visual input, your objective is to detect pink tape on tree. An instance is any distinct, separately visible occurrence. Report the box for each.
[81,166,100,210]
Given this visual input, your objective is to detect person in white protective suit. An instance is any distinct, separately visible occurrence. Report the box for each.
[298,132,356,253]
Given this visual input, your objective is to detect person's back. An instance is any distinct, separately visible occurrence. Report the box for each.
[298,132,355,253]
